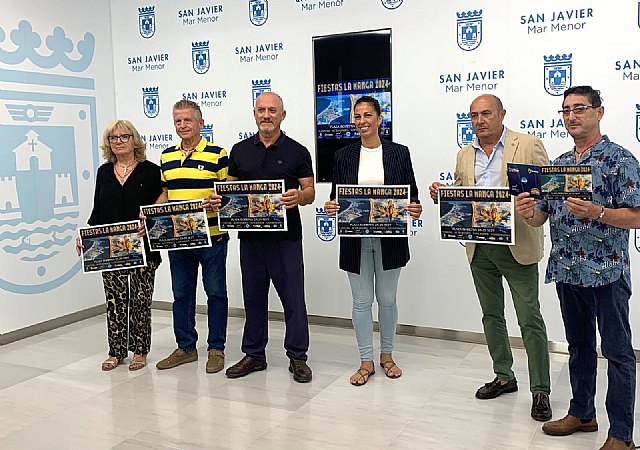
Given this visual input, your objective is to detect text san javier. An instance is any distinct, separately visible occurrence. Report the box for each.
[141,132,175,151]
[128,53,169,72]
[439,69,505,93]
[615,59,640,81]
[182,90,227,108]
[521,8,593,34]
[235,42,284,63]
[178,5,223,26]
[518,118,568,139]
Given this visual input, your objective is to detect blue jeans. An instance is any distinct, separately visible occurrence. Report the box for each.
[347,238,401,361]
[168,239,228,352]
[556,279,636,442]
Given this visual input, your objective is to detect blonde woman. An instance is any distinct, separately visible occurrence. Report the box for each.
[76,120,162,371]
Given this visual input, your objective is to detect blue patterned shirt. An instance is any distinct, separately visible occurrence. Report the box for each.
[537,136,640,288]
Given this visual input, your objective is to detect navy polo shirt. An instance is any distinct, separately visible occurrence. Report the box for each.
[228,132,314,240]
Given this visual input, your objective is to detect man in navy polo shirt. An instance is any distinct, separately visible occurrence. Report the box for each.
[223,92,316,382]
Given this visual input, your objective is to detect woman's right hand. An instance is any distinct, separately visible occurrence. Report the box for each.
[324,199,339,216]
[75,237,84,257]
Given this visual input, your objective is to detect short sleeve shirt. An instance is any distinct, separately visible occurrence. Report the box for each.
[537,136,640,288]
[228,132,314,240]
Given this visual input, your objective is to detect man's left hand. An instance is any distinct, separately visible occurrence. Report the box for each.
[565,197,599,219]
[281,189,300,209]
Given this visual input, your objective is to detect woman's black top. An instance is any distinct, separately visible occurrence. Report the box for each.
[87,160,163,264]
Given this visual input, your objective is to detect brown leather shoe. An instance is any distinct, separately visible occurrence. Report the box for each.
[206,349,224,374]
[289,358,312,383]
[599,436,635,450]
[475,377,518,399]
[531,393,552,422]
[156,348,198,370]
[225,355,267,378]
[542,414,598,436]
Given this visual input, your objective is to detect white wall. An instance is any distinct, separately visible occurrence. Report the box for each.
[4,0,640,348]
[0,1,116,333]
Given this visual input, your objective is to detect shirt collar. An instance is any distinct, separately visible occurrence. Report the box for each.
[253,130,286,148]
[176,136,207,151]
[472,126,506,152]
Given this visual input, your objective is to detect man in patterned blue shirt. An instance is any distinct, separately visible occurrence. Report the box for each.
[516,86,640,450]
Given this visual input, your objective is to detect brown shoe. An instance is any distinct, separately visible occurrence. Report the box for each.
[599,436,635,450]
[155,348,198,370]
[542,414,598,436]
[206,349,225,374]
[531,393,552,422]
[289,358,312,383]
[225,355,267,379]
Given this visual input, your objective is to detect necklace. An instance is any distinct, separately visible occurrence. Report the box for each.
[114,161,137,182]
[116,160,136,176]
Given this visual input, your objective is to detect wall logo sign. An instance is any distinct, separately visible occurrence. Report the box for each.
[142,87,159,118]
[252,79,271,105]
[201,124,214,143]
[315,208,336,242]
[456,10,482,51]
[249,0,268,26]
[192,41,210,74]
[457,113,475,148]
[0,20,99,294]
[544,53,572,96]
[139,6,156,39]
[381,0,403,10]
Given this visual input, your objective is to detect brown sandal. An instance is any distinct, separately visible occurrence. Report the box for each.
[128,354,147,371]
[380,360,402,379]
[350,367,375,386]
[101,356,119,371]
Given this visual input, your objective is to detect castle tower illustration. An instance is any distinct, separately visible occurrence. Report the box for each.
[13,130,53,171]
[0,176,21,220]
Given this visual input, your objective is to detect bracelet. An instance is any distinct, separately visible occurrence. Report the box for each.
[595,205,605,220]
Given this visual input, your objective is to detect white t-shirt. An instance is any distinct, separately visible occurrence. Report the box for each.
[357,144,384,185]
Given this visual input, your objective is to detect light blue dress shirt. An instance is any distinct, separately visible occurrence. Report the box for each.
[472,126,506,187]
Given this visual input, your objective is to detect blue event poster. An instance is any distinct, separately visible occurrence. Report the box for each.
[141,200,211,251]
[79,221,146,273]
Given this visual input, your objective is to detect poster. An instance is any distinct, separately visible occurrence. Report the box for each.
[79,221,146,273]
[215,180,287,231]
[141,200,211,251]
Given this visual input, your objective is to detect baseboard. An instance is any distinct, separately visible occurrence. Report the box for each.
[0,304,106,345]
[151,300,572,355]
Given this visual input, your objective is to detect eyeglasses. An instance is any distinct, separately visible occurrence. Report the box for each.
[108,134,132,143]
[558,105,595,116]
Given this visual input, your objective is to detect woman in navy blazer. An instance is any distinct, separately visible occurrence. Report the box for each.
[324,96,422,386]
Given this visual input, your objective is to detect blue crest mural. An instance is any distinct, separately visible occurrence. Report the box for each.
[0,20,99,293]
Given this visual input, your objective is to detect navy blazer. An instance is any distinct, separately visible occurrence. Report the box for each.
[330,139,420,274]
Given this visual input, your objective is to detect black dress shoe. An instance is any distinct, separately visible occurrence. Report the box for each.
[289,358,312,383]
[531,392,552,421]
[475,377,518,399]
[225,355,267,379]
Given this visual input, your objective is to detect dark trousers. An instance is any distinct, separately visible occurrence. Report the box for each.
[556,279,636,442]
[239,239,309,360]
[470,244,551,393]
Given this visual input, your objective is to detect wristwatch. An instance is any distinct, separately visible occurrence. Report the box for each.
[596,205,605,220]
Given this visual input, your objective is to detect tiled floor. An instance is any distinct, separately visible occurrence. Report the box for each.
[0,310,637,449]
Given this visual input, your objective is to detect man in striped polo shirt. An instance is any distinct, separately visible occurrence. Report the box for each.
[155,99,229,374]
